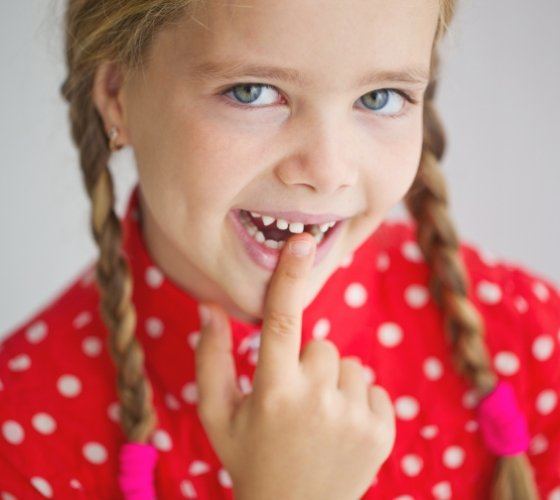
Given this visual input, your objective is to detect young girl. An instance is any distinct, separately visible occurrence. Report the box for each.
[1,0,559,498]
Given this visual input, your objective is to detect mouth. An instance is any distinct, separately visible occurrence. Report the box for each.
[229,208,347,271]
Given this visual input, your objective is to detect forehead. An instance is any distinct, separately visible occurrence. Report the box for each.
[161,0,439,90]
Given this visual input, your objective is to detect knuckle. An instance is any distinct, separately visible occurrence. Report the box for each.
[264,309,298,337]
[253,388,286,415]
[304,338,340,359]
[340,356,364,372]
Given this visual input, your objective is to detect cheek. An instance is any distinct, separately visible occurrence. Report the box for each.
[365,123,423,210]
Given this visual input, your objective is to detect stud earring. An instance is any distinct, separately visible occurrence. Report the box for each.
[108,125,123,152]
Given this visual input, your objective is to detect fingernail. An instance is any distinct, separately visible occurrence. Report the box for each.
[289,239,313,257]
[198,304,212,327]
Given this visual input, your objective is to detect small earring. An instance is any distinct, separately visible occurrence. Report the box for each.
[108,125,123,152]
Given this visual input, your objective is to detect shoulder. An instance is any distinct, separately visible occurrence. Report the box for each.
[0,263,121,498]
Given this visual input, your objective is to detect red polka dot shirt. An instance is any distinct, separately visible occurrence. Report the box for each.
[1,183,559,499]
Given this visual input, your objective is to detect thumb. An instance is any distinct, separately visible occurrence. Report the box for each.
[194,302,243,431]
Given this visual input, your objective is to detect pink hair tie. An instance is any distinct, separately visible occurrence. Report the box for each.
[476,380,531,456]
[118,442,158,499]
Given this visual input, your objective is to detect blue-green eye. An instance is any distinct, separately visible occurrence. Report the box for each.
[359,89,406,116]
[221,83,415,118]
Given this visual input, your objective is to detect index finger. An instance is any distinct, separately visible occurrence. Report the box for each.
[252,232,317,391]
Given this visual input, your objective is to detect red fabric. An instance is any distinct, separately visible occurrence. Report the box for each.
[1,183,559,499]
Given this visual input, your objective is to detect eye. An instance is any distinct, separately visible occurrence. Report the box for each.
[220,83,417,118]
[221,83,281,108]
[358,89,412,118]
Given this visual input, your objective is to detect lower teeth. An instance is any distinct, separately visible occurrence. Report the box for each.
[239,212,326,249]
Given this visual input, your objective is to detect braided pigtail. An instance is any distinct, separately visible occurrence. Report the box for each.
[404,44,539,499]
[59,1,194,496]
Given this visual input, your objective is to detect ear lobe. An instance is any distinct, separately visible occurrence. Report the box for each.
[92,61,131,144]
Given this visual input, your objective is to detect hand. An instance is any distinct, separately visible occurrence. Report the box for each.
[194,232,396,500]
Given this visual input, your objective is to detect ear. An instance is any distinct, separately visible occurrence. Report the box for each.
[92,61,131,146]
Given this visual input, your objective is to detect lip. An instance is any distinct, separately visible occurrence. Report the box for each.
[236,208,349,225]
[228,209,346,271]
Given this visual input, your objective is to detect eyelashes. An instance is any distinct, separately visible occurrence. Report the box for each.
[219,82,419,119]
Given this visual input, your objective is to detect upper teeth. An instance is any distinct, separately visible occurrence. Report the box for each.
[249,211,337,234]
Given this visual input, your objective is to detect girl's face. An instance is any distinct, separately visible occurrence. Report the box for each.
[116,0,439,324]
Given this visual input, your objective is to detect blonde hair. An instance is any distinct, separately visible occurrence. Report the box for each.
[60,1,539,497]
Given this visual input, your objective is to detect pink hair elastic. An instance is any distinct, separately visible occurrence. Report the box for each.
[476,379,531,456]
[118,442,158,499]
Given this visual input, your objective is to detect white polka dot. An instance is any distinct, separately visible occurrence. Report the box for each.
[57,374,82,398]
[145,317,164,338]
[181,382,198,404]
[376,252,390,271]
[238,375,252,395]
[442,446,465,469]
[432,481,452,499]
[218,468,232,488]
[548,487,560,500]
[465,420,478,433]
[394,396,419,420]
[462,389,479,409]
[1,491,17,500]
[152,429,173,452]
[532,281,550,302]
[83,442,108,464]
[81,268,95,287]
[8,354,31,372]
[31,413,57,435]
[536,390,557,415]
[180,479,197,498]
[69,479,83,490]
[165,393,181,410]
[401,241,424,263]
[107,401,120,422]
[312,318,330,339]
[2,420,25,445]
[532,335,554,361]
[476,281,502,305]
[73,311,92,329]
[189,460,211,475]
[145,266,164,288]
[248,350,259,365]
[529,433,548,455]
[377,323,403,347]
[514,296,528,314]
[401,454,423,476]
[340,252,354,268]
[479,249,498,267]
[344,282,368,308]
[394,496,414,500]
[494,351,520,376]
[362,366,375,385]
[82,336,102,357]
[404,284,429,309]
[423,357,443,380]
[25,320,48,344]
[187,331,201,350]
[30,476,52,497]
[420,425,438,439]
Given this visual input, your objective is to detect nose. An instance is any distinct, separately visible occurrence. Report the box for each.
[274,109,358,195]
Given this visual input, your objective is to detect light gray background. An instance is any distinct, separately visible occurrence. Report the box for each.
[1,0,559,337]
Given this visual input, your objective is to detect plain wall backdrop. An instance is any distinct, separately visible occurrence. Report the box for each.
[1,0,559,337]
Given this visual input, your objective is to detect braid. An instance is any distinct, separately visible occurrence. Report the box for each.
[60,74,158,445]
[404,48,539,499]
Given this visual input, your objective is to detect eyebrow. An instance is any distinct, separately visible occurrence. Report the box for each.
[190,60,431,88]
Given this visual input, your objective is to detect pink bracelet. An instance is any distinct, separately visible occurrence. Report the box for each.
[118,442,158,499]
[476,380,531,456]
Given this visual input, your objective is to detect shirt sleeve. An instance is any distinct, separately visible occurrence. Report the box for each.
[508,264,560,495]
